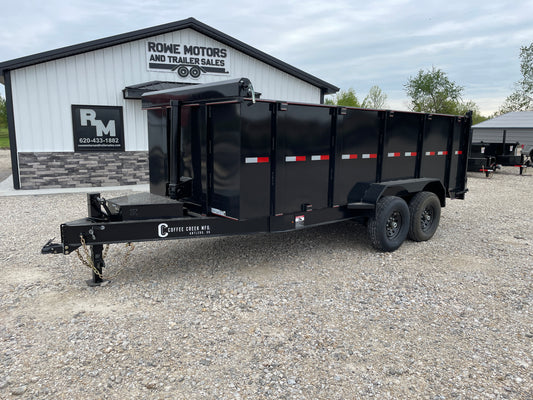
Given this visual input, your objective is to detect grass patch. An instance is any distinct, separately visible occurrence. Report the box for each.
[0,126,9,149]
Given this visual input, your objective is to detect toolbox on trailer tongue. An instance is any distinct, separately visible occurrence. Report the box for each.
[42,78,472,285]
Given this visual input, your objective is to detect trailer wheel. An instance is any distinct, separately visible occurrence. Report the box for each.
[408,192,441,242]
[177,66,189,77]
[368,196,410,252]
[189,66,201,78]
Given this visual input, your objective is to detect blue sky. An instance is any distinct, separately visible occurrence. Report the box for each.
[1,0,532,115]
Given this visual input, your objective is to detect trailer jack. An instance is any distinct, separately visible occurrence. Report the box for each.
[79,243,107,287]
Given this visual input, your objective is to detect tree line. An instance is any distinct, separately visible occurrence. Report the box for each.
[327,42,532,125]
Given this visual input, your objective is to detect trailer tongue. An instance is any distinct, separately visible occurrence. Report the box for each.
[42,78,472,285]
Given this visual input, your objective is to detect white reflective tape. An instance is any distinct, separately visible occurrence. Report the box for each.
[362,154,371,159]
[285,156,306,162]
[245,156,269,164]
[342,154,358,160]
[311,155,321,161]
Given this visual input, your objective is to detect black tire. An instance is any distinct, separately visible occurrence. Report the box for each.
[368,196,410,252]
[189,66,201,78]
[408,192,441,242]
[177,66,189,77]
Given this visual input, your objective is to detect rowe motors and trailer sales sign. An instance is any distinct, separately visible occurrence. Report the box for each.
[146,41,230,79]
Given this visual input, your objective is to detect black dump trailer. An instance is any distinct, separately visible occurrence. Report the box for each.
[468,140,531,177]
[42,78,472,285]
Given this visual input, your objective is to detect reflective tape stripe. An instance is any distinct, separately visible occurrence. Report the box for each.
[387,152,401,157]
[285,156,306,162]
[245,157,270,164]
[425,151,436,156]
[426,151,447,156]
[311,155,330,161]
[404,152,417,157]
[362,153,377,159]
[342,154,358,160]
[438,151,448,156]
[455,150,463,155]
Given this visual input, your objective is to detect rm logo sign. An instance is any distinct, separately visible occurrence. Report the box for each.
[72,105,125,152]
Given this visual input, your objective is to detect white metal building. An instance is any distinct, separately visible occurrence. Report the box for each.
[472,111,533,156]
[0,18,338,189]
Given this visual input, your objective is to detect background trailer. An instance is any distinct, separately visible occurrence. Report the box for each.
[0,18,338,190]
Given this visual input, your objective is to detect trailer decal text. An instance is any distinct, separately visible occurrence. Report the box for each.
[158,223,212,238]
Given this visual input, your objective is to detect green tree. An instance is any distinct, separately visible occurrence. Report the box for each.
[404,67,464,114]
[361,85,388,109]
[453,100,488,125]
[499,42,533,113]
[0,95,7,127]
[326,88,361,107]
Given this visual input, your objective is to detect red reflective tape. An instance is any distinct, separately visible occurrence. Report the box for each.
[342,154,358,159]
[405,152,417,157]
[311,155,329,161]
[387,152,401,157]
[455,150,463,155]
[285,156,306,162]
[425,151,436,156]
[245,157,270,164]
[362,153,377,159]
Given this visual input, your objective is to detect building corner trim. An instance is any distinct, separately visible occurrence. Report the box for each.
[4,70,20,189]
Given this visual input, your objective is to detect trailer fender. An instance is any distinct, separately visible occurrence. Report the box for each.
[348,178,446,211]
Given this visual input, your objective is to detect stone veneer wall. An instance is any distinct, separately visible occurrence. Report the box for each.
[18,152,149,189]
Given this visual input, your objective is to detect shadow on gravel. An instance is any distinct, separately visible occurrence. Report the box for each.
[100,220,371,284]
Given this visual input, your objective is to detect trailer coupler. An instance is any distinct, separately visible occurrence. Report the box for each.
[41,238,64,254]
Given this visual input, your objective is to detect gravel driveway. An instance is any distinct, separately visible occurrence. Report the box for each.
[1,169,532,399]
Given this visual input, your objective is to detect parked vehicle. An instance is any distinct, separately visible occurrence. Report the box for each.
[42,78,472,285]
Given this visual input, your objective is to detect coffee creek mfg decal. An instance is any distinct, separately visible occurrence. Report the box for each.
[147,41,230,78]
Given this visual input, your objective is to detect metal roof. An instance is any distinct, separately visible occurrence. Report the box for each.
[0,17,339,94]
[472,111,533,129]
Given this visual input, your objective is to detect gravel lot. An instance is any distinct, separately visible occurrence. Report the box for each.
[1,165,532,399]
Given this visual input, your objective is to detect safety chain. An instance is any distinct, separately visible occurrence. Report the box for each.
[75,235,135,281]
